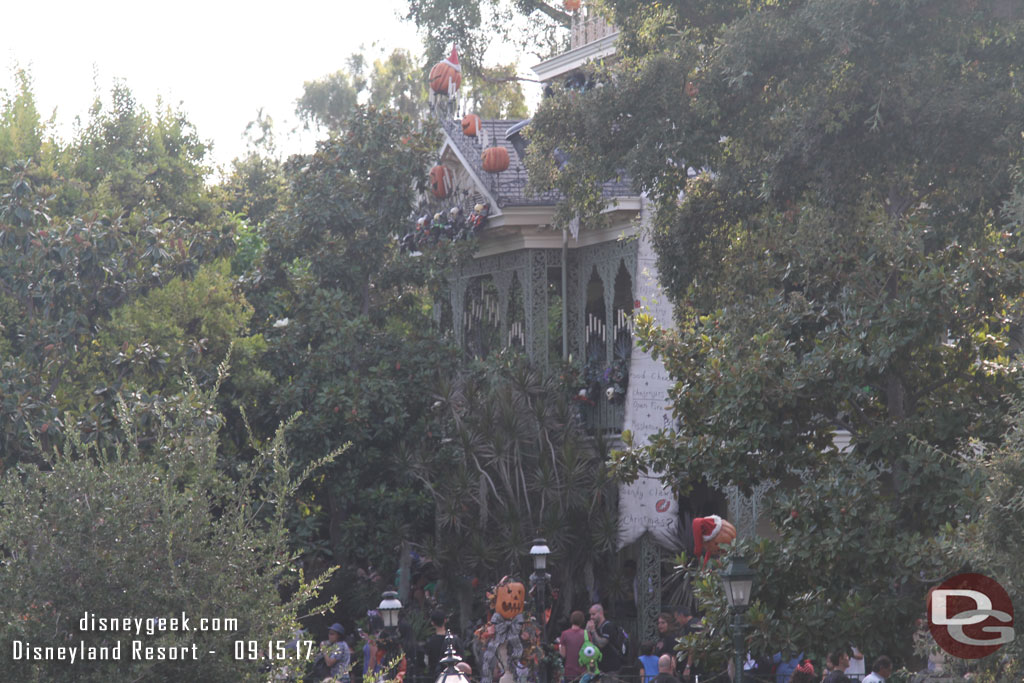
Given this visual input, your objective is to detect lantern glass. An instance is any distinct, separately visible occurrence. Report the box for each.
[720,556,755,610]
[379,591,402,628]
[530,538,551,571]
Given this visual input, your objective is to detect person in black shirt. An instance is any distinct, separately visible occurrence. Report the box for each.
[586,604,622,674]
[423,610,462,678]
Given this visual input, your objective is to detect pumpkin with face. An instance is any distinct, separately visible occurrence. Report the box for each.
[494,579,525,619]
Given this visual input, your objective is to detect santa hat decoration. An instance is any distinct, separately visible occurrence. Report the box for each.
[691,514,737,562]
[429,47,462,96]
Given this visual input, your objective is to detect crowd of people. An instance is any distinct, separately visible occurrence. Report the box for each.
[302,599,901,683]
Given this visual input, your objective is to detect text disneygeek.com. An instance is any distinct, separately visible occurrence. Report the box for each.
[11,611,240,663]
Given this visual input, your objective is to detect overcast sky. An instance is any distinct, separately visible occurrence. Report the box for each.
[2,0,533,173]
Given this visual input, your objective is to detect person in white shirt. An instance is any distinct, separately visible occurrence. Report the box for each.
[844,646,865,680]
[862,655,892,683]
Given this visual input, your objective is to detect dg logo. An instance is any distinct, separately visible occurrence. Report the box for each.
[928,573,1015,659]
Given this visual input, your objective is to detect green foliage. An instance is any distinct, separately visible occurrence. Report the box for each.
[404,0,571,73]
[218,154,285,228]
[296,69,361,132]
[958,393,1024,674]
[528,0,1024,663]
[408,353,621,611]
[297,49,431,132]
[466,64,529,120]
[59,259,271,442]
[244,104,461,591]
[0,376,339,682]
[0,68,51,167]
[0,159,235,461]
[58,81,216,223]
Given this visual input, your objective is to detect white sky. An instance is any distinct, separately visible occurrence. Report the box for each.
[2,0,540,174]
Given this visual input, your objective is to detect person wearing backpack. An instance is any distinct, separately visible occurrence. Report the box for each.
[586,604,623,674]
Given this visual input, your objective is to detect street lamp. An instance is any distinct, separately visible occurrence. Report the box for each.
[529,538,552,683]
[719,556,755,683]
[435,631,471,683]
[378,591,403,631]
[529,538,551,625]
[530,538,550,571]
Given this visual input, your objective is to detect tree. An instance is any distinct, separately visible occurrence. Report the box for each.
[0,68,51,168]
[406,354,621,622]
[404,0,571,73]
[0,376,337,682]
[58,81,217,223]
[0,157,237,463]
[526,0,1024,663]
[297,49,431,132]
[243,103,462,605]
[465,64,530,120]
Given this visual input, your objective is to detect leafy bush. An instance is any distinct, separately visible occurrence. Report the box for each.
[0,374,337,682]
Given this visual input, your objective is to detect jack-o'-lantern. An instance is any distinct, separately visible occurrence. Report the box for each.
[430,47,462,96]
[692,515,737,563]
[461,113,482,137]
[706,518,736,554]
[482,146,510,173]
[494,579,525,619]
[563,0,582,11]
[429,165,453,199]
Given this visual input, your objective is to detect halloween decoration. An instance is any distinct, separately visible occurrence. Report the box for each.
[482,146,511,173]
[563,0,582,10]
[480,577,528,683]
[692,515,737,564]
[462,113,482,137]
[430,165,454,199]
[430,47,462,96]
[467,203,489,235]
[494,580,525,619]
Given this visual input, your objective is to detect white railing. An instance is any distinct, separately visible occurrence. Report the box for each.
[570,13,616,51]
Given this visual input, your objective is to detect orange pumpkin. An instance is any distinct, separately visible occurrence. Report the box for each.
[461,113,482,137]
[429,165,453,199]
[430,47,462,96]
[563,0,581,10]
[705,519,737,556]
[494,580,526,619]
[482,146,510,173]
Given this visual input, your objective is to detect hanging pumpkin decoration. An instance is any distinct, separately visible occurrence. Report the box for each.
[429,47,462,96]
[481,146,510,173]
[692,515,737,564]
[492,578,526,619]
[563,0,582,11]
[461,113,482,137]
[429,165,454,199]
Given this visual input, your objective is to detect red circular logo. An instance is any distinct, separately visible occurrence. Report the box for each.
[655,499,670,513]
[928,573,1015,659]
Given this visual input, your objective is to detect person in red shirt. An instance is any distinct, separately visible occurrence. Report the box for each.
[558,611,587,682]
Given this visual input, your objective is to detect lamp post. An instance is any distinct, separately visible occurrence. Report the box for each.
[529,538,551,683]
[378,591,403,634]
[529,538,551,625]
[719,556,755,683]
[377,591,404,681]
[435,631,471,683]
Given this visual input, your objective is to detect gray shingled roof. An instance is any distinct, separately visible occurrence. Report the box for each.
[441,117,635,208]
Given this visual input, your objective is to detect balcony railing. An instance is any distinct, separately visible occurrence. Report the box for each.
[570,12,617,51]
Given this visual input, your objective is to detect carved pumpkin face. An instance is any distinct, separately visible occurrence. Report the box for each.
[495,580,525,619]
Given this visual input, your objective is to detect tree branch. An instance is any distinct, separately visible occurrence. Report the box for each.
[520,0,572,27]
